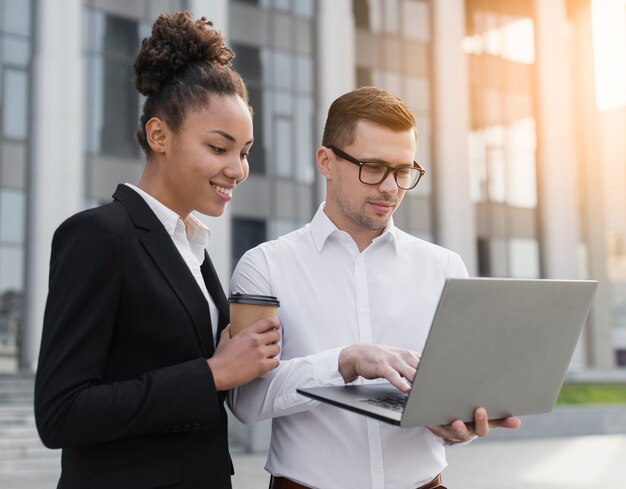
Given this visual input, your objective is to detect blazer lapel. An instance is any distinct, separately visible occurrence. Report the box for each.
[113,185,214,357]
[201,252,229,403]
[201,252,229,343]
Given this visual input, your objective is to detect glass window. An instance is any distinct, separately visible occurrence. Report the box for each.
[293,0,315,18]
[248,86,266,175]
[273,0,291,11]
[2,36,30,67]
[2,69,28,140]
[405,76,429,112]
[100,60,139,157]
[0,246,23,292]
[414,116,432,196]
[104,15,138,58]
[486,147,506,203]
[274,91,293,115]
[273,51,293,89]
[232,43,262,83]
[509,238,540,278]
[356,67,373,87]
[231,218,267,267]
[476,238,491,276]
[383,0,400,33]
[230,2,317,189]
[0,189,24,244]
[295,96,314,184]
[1,0,31,37]
[85,55,104,153]
[261,47,273,85]
[353,0,371,30]
[354,0,383,33]
[270,218,299,239]
[506,118,537,208]
[295,55,313,94]
[274,117,293,177]
[490,238,509,277]
[85,8,106,52]
[469,131,487,202]
[84,10,140,158]
[402,0,429,42]
[383,71,402,97]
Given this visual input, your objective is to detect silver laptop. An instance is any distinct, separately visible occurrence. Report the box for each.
[297,278,598,427]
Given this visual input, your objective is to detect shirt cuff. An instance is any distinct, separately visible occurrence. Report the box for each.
[438,434,478,447]
[311,346,346,386]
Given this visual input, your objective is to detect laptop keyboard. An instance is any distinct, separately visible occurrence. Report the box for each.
[360,394,408,412]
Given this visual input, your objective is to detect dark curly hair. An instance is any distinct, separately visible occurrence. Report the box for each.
[133,11,249,156]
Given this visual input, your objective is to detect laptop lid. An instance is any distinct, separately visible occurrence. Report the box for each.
[298,278,598,427]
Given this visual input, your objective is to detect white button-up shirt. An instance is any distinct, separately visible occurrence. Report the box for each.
[125,183,219,344]
[230,204,468,489]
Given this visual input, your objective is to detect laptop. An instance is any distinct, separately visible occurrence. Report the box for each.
[297,278,598,427]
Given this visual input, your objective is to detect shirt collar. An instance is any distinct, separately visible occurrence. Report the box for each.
[310,202,399,254]
[124,183,213,247]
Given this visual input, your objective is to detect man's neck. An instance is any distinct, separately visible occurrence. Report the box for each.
[322,206,384,253]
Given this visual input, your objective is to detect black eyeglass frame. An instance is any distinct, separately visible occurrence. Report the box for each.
[327,145,425,190]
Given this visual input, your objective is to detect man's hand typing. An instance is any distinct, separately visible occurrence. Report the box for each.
[338,344,420,392]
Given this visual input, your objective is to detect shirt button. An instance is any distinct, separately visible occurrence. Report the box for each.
[373,465,381,473]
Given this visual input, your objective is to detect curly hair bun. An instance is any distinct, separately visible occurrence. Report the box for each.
[133,11,234,97]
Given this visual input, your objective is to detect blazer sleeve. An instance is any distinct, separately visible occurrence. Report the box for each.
[35,212,222,449]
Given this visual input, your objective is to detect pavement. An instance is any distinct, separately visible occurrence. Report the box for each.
[2,434,626,488]
[227,435,626,489]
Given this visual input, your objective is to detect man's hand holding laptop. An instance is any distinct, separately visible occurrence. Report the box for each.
[427,407,521,445]
[337,343,521,444]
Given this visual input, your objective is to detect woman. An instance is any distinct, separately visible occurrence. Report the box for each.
[34,11,279,489]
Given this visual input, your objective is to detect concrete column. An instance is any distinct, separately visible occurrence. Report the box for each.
[431,0,478,275]
[568,0,614,368]
[534,0,580,280]
[21,0,84,371]
[188,0,232,289]
[314,1,356,203]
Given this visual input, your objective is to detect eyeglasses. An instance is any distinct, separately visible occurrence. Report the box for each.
[327,146,425,190]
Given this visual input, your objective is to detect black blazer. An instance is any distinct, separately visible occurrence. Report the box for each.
[35,184,233,489]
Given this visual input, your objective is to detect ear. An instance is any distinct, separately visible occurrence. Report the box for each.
[145,117,169,154]
[316,146,334,179]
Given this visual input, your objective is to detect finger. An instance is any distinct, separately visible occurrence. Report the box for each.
[394,361,417,383]
[426,425,448,438]
[264,343,280,358]
[220,325,232,341]
[259,328,281,346]
[472,407,489,437]
[384,368,412,393]
[402,350,421,369]
[490,416,522,430]
[449,419,473,440]
[250,317,280,333]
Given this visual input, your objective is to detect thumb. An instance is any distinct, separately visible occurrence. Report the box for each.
[216,325,232,350]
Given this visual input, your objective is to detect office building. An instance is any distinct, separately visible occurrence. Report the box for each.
[0,0,623,374]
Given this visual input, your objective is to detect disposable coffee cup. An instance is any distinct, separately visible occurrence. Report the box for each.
[228,293,280,338]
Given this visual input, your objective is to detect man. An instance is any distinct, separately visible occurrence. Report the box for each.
[229,87,520,489]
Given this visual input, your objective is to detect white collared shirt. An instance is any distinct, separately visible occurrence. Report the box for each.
[229,203,468,489]
[125,183,219,344]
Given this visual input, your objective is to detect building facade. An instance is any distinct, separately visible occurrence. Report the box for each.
[0,0,623,373]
